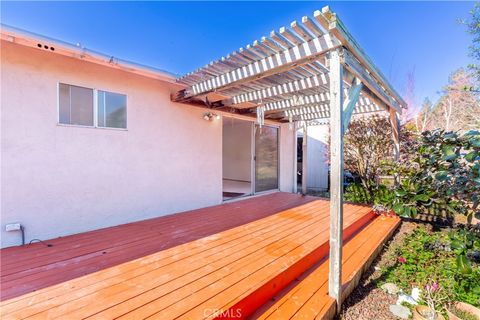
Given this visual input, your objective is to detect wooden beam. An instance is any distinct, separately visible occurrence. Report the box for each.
[172,32,341,102]
[291,20,315,42]
[285,107,386,122]
[301,16,325,37]
[342,49,401,114]
[318,6,407,109]
[230,73,329,105]
[389,107,400,184]
[264,92,330,112]
[328,49,344,311]
[302,125,308,195]
[389,108,400,160]
[284,104,329,117]
[342,78,363,135]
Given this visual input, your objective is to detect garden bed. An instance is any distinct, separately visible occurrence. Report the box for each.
[338,220,480,320]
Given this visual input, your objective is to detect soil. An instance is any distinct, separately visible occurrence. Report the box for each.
[337,221,419,320]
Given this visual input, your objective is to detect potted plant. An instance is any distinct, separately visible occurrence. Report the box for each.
[446,302,480,320]
[413,283,447,320]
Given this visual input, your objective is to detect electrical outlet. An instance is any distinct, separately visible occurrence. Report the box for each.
[5,223,21,232]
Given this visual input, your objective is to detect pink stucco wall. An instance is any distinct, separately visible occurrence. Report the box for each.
[0,41,295,248]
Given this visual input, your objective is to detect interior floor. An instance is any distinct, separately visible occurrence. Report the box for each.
[222,179,252,200]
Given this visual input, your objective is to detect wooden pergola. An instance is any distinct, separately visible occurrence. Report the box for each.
[172,6,406,309]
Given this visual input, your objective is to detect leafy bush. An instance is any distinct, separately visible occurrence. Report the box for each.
[392,130,480,222]
[345,183,373,203]
[344,183,394,206]
[449,228,480,274]
[344,128,480,274]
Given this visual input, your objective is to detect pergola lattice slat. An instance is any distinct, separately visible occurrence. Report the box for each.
[173,32,340,102]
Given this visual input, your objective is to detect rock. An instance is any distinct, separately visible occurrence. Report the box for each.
[396,287,420,306]
[397,293,418,306]
[411,287,421,301]
[389,304,412,319]
[381,283,399,295]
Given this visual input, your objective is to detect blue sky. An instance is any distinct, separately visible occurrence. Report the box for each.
[1,1,474,106]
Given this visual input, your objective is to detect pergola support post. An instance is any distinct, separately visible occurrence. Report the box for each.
[328,49,344,311]
[389,108,400,184]
[302,125,308,195]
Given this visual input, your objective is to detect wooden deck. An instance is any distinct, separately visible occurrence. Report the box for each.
[0,193,400,319]
[0,192,314,301]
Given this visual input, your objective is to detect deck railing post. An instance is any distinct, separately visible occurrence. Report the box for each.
[328,48,344,311]
[302,124,308,195]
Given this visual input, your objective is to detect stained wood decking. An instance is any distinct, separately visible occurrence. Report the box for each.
[0,197,398,320]
[253,214,400,319]
[0,192,314,301]
[0,194,400,320]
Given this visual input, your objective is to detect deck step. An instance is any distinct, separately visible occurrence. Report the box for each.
[1,200,377,320]
[252,215,401,320]
[208,208,376,320]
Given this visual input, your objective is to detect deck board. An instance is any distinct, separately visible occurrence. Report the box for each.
[0,192,314,300]
[0,198,380,320]
[0,194,399,320]
[4,201,327,319]
[255,215,400,320]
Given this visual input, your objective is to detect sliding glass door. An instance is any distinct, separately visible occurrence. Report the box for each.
[254,125,279,192]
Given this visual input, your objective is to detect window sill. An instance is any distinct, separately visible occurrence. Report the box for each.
[56,123,128,131]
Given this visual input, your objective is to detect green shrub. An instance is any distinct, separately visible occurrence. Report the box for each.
[345,183,372,204]
[344,182,394,206]
[392,130,480,222]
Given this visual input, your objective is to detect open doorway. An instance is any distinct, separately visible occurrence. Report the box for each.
[222,118,253,200]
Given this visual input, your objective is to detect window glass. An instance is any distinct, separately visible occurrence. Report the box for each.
[255,125,279,192]
[70,85,94,126]
[59,84,126,129]
[98,91,127,129]
[58,83,70,124]
[58,84,93,126]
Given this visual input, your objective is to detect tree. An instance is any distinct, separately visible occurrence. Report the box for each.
[415,97,433,132]
[342,117,394,196]
[402,67,418,124]
[429,69,480,132]
[463,3,480,79]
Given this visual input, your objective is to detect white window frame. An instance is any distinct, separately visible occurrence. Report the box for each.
[57,82,128,131]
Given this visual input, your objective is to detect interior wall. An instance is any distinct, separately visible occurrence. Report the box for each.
[222,118,252,182]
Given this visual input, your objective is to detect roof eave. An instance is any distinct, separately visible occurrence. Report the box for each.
[0,24,178,85]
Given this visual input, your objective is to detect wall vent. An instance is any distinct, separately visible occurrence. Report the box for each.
[37,43,55,51]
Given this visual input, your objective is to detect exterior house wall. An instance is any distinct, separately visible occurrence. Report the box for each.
[306,125,329,191]
[1,42,225,248]
[0,41,296,248]
[279,123,296,193]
